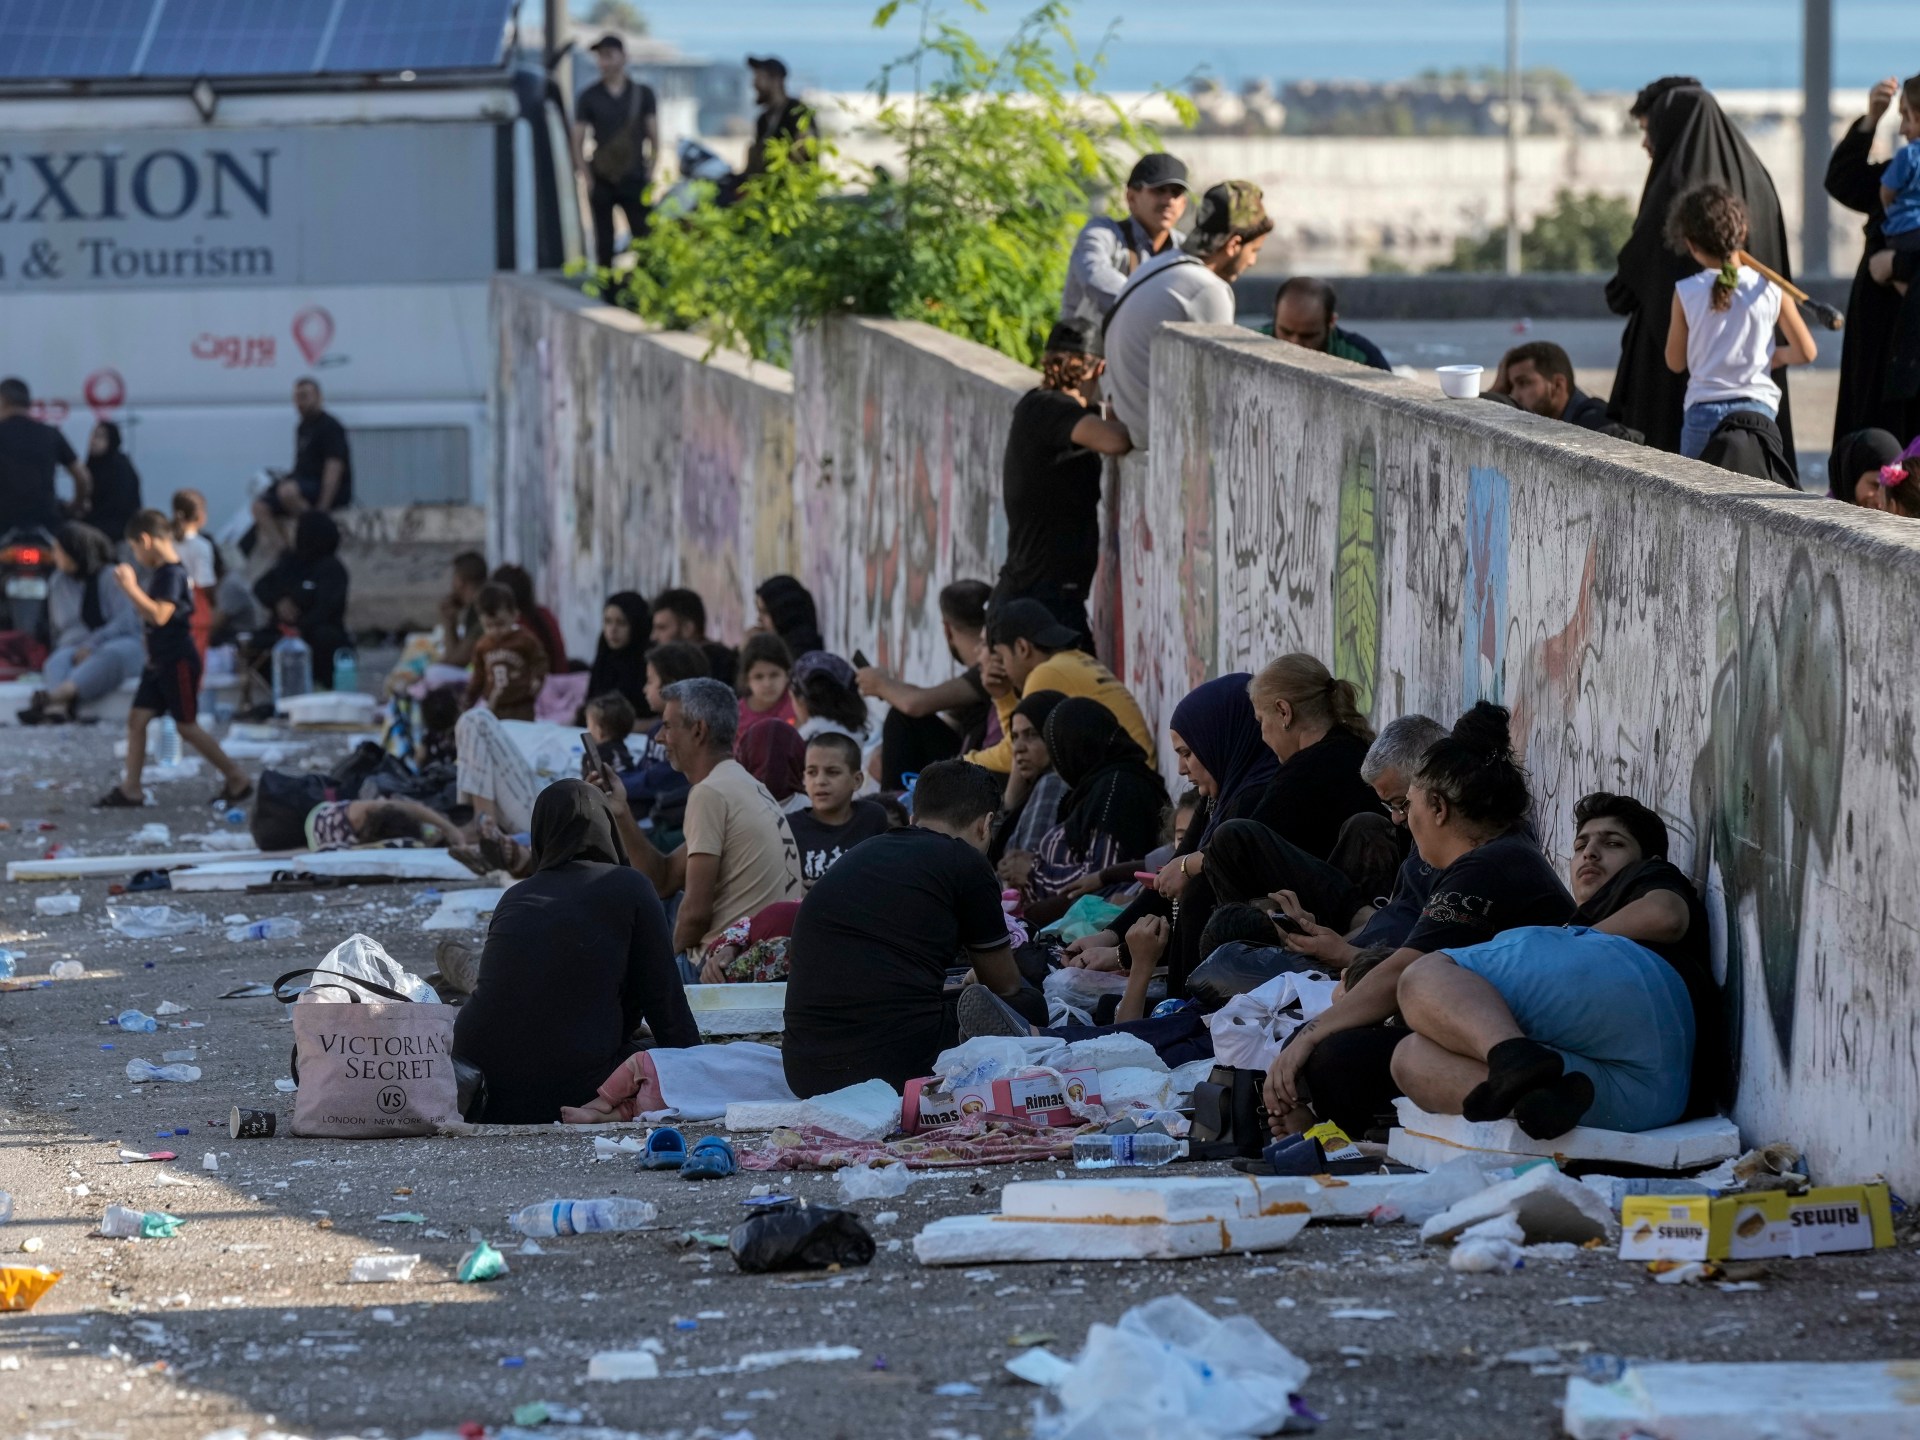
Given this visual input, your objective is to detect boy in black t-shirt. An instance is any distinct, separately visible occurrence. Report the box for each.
[99,511,253,809]
[785,732,890,886]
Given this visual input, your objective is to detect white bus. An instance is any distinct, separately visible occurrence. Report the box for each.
[0,0,580,525]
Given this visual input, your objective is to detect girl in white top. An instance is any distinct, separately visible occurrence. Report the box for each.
[1663,182,1817,460]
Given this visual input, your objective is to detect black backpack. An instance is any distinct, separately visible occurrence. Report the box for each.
[250,769,338,851]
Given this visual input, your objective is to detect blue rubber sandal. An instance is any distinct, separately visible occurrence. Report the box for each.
[639,1126,688,1171]
[679,1135,737,1181]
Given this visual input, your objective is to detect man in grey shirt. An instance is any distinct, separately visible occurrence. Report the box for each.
[1058,153,1190,328]
[1101,180,1273,449]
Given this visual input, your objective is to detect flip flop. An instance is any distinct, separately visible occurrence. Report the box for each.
[210,782,255,807]
[96,787,145,809]
[638,1126,688,1171]
[679,1135,737,1181]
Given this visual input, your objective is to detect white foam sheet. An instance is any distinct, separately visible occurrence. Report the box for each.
[994,1171,1440,1227]
[1564,1362,1920,1440]
[8,849,278,882]
[726,1077,900,1140]
[687,981,786,1036]
[1388,1099,1741,1171]
[1418,1166,1616,1246]
[648,1042,796,1122]
[421,888,508,931]
[169,848,479,891]
[913,1207,1311,1264]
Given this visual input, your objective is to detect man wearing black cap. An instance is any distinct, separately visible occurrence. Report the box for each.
[964,598,1154,778]
[990,318,1131,654]
[737,56,813,189]
[574,34,659,267]
[1060,152,1191,327]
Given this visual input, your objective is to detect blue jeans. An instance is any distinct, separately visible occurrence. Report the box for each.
[1680,398,1775,459]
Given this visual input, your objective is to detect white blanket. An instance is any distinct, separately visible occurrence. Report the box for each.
[646,1041,796,1121]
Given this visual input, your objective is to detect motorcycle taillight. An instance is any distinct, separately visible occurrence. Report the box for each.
[8,547,43,566]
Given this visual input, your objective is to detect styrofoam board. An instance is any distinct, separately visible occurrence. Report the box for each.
[912,1208,1311,1264]
[1390,1099,1740,1170]
[1564,1362,1920,1440]
[998,1172,1435,1225]
[421,888,508,931]
[8,849,278,882]
[171,849,478,891]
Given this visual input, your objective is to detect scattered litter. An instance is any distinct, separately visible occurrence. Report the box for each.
[1329,1308,1397,1321]
[726,1078,902,1141]
[591,1136,647,1159]
[1016,1295,1309,1439]
[375,1212,427,1224]
[0,1266,61,1312]
[518,1239,545,1256]
[509,1198,658,1237]
[836,1163,917,1203]
[154,1000,188,1015]
[115,1008,159,1032]
[1422,1166,1614,1247]
[202,1152,219,1173]
[1564,1360,1920,1438]
[48,960,83,979]
[933,1382,982,1397]
[349,1254,420,1283]
[117,1149,177,1163]
[34,893,80,916]
[587,1348,662,1381]
[100,1205,182,1239]
[109,905,207,938]
[218,983,274,999]
[125,1059,201,1083]
[130,822,172,847]
[727,1345,862,1375]
[731,1204,874,1274]
[457,1240,508,1283]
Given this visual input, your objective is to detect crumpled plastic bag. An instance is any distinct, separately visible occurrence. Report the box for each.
[933,1035,1064,1088]
[1026,1295,1311,1440]
[1206,970,1339,1071]
[1036,894,1126,945]
[296,932,439,1005]
[0,1266,61,1312]
[730,1203,875,1274]
[835,1163,916,1203]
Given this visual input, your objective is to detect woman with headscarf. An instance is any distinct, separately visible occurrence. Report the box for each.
[1017,697,1167,926]
[18,522,145,724]
[1831,428,1920,513]
[1825,77,1920,448]
[453,780,699,1124]
[755,574,825,657]
[1606,80,1797,463]
[736,718,808,813]
[247,509,350,687]
[84,422,142,547]
[992,689,1069,866]
[585,591,652,715]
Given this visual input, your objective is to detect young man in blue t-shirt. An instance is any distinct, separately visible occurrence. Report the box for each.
[98,511,252,809]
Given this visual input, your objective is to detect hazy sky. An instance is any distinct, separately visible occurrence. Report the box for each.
[620,1,1908,94]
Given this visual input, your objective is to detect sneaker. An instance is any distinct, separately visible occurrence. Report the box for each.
[957,983,1036,1041]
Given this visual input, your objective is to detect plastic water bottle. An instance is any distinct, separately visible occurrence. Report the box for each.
[0,1189,13,1224]
[124,1058,201,1083]
[224,917,302,942]
[331,647,358,695]
[271,634,312,708]
[115,1009,159,1033]
[0,949,17,980]
[48,960,83,979]
[225,808,246,826]
[154,716,182,766]
[100,1204,181,1238]
[508,1198,659,1237]
[1072,1133,1183,1170]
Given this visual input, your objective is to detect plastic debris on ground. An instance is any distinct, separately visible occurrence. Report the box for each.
[457,1239,509,1282]
[99,1205,182,1239]
[109,904,208,938]
[1420,1164,1615,1246]
[1564,1359,1920,1439]
[724,1077,902,1140]
[350,1254,421,1283]
[587,1345,663,1381]
[0,1266,61,1311]
[835,1162,917,1203]
[1011,1295,1312,1440]
[730,1203,874,1274]
[124,1058,202,1083]
[34,892,80,916]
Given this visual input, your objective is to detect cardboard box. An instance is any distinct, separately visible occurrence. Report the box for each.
[901,1067,1101,1132]
[1619,1184,1894,1262]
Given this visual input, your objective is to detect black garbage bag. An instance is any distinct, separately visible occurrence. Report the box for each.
[730,1203,875,1274]
[1187,941,1320,1011]
[250,768,338,850]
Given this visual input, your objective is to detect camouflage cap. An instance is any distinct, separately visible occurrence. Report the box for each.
[1182,179,1270,253]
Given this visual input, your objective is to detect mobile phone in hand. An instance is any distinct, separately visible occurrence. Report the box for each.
[580,732,607,783]
[1273,911,1307,936]
[852,649,871,670]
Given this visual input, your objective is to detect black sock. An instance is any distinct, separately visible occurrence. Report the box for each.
[1512,1072,1596,1141]
[1462,1037,1564,1123]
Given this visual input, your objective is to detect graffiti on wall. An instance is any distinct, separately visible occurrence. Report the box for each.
[678,378,746,643]
[1461,465,1510,710]
[1331,433,1381,716]
[1689,533,1847,1071]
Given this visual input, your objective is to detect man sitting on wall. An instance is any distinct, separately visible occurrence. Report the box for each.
[1102,180,1273,450]
[1270,278,1391,371]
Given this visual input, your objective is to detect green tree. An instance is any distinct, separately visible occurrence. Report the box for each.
[1438,188,1635,273]
[582,0,647,34]
[595,1,1183,367]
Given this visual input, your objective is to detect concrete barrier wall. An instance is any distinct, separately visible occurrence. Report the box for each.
[792,318,1033,678]
[1125,324,1920,1191]
[489,276,796,658]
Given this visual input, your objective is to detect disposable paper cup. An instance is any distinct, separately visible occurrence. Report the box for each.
[230,1106,276,1139]
[1436,364,1484,398]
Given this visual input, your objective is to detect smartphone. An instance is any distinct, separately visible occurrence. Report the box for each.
[852,649,871,670]
[580,731,606,782]
[1273,911,1307,936]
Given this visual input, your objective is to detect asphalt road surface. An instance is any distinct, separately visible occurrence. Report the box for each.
[1,720,1915,1440]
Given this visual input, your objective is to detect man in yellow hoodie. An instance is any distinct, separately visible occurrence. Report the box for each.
[965,600,1155,788]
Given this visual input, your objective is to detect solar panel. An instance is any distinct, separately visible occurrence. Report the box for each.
[320,0,514,74]
[0,0,153,81]
[0,0,515,82]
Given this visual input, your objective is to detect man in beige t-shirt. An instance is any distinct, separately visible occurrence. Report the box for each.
[615,677,804,965]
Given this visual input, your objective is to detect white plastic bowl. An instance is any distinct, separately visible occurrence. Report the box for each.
[1436,363,1485,399]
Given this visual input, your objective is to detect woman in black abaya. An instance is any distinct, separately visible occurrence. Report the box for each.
[1606,81,1798,465]
[1824,77,1920,454]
